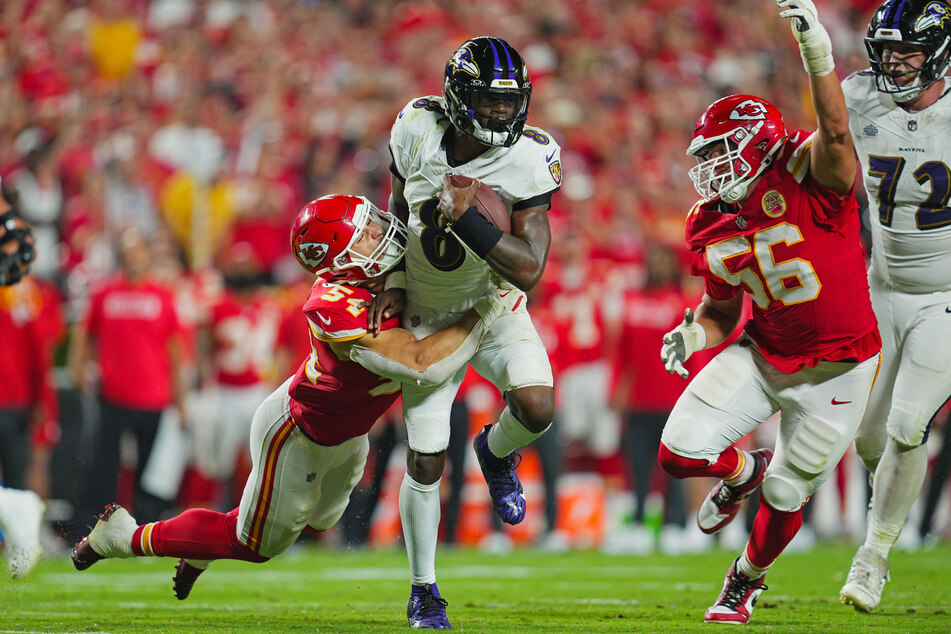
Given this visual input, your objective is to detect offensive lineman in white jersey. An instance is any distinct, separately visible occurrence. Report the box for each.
[839,0,951,613]
[368,36,562,629]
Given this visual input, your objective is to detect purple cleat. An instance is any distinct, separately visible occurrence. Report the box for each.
[473,424,526,525]
[407,583,450,629]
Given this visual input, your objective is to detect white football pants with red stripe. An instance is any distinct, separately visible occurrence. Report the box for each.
[236,378,369,558]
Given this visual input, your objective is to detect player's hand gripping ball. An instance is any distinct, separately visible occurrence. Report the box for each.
[447,174,511,233]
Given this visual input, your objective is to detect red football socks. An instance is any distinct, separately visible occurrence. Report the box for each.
[658,443,742,479]
[746,500,803,569]
[131,508,268,563]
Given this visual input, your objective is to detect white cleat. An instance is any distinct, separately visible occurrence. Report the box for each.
[704,558,767,624]
[840,546,889,613]
[1,489,45,579]
[72,503,137,570]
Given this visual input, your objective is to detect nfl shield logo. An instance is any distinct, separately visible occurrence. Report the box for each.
[908,120,918,132]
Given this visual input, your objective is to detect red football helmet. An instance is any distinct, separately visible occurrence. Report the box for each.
[290,194,407,282]
[687,94,788,204]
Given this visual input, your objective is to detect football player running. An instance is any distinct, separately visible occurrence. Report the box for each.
[839,0,951,613]
[71,195,523,600]
[0,181,46,579]
[366,36,561,628]
[657,1,882,625]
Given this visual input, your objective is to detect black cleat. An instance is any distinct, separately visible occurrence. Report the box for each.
[173,559,206,600]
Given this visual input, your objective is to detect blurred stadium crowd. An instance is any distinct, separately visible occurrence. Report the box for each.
[3,0,950,556]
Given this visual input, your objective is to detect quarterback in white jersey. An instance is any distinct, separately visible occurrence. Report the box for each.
[371,36,561,629]
[391,99,560,313]
[839,0,951,614]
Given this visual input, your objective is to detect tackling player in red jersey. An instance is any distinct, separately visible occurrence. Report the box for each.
[71,194,524,601]
[656,0,882,625]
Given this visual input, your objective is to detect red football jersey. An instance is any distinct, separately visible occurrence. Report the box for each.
[612,286,695,412]
[210,291,280,386]
[685,130,880,373]
[84,275,182,409]
[548,284,608,371]
[288,280,401,446]
[0,277,64,416]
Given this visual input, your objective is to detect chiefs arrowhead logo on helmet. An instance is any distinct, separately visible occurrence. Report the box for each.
[687,94,787,204]
[730,100,769,121]
[297,242,329,270]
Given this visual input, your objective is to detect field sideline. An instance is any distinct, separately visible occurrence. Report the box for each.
[2,543,950,632]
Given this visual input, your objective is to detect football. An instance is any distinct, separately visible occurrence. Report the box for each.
[448,174,511,233]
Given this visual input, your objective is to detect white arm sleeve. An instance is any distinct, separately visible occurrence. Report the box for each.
[348,320,486,387]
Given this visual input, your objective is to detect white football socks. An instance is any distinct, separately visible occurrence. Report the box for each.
[864,441,928,559]
[736,550,768,581]
[487,407,550,459]
[399,473,441,586]
[724,448,755,487]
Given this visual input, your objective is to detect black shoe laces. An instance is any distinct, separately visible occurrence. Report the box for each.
[487,453,522,493]
[719,575,766,610]
[417,592,449,616]
[715,453,766,509]
[712,484,738,509]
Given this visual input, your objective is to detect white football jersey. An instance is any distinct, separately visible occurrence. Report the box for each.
[389,96,562,312]
[843,72,951,293]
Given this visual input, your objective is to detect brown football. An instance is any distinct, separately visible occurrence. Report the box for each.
[448,174,511,233]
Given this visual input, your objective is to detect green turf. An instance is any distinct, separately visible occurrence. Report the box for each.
[2,543,950,632]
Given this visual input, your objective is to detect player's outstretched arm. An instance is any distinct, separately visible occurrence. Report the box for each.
[777,0,855,194]
[332,286,525,386]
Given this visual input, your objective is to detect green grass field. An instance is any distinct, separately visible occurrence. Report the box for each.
[3,543,950,632]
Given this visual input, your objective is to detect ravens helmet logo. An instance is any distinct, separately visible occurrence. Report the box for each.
[916,2,951,31]
[448,46,480,78]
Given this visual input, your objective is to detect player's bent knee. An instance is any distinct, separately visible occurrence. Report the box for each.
[886,402,929,449]
[786,415,841,476]
[406,449,446,484]
[660,416,717,461]
[852,431,885,472]
[761,473,807,513]
[250,534,293,560]
[506,385,555,432]
[658,443,710,478]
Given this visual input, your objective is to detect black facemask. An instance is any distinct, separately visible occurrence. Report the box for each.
[0,208,35,286]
